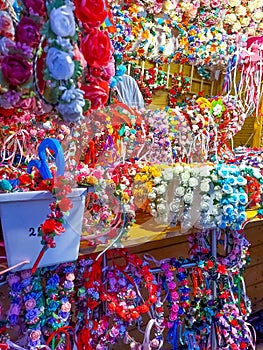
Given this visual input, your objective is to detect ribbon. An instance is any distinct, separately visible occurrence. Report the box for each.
[167,320,178,350]
[46,326,74,350]
[1,130,29,166]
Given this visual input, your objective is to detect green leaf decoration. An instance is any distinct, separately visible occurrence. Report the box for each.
[72,60,83,79]
[41,21,51,37]
[43,68,52,82]
[46,0,64,14]
[83,99,91,112]
[44,86,59,105]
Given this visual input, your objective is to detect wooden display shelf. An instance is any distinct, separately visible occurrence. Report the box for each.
[79,209,260,255]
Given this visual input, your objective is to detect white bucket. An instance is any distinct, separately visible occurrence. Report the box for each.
[0,188,87,271]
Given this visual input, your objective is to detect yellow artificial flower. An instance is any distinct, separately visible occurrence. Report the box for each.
[196,97,212,109]
[122,192,130,203]
[84,176,98,186]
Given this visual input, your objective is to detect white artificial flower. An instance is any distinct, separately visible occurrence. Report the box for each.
[214,191,222,201]
[200,201,210,211]
[253,168,262,179]
[189,177,199,188]
[148,192,157,201]
[173,164,184,176]
[235,5,247,16]
[239,16,250,27]
[169,201,180,212]
[175,186,185,197]
[224,13,237,25]
[151,209,158,217]
[183,192,194,204]
[153,177,162,185]
[200,181,210,193]
[232,21,242,32]
[162,168,174,181]
[156,184,166,195]
[181,171,191,182]
[157,204,166,214]
[212,104,223,116]
[199,165,212,178]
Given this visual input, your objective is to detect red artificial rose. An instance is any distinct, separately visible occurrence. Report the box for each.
[15,17,40,48]
[81,80,109,110]
[22,0,46,16]
[41,219,65,235]
[74,0,107,27]
[81,29,112,68]
[18,174,32,187]
[2,55,32,87]
[58,197,73,212]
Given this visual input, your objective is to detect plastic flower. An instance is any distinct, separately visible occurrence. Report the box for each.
[49,5,76,37]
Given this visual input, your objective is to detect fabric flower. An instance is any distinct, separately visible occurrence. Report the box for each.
[188,177,199,188]
[81,29,112,68]
[58,197,73,212]
[239,193,248,205]
[200,181,210,193]
[49,5,75,37]
[15,17,40,48]
[23,0,46,15]
[29,330,41,342]
[222,184,233,194]
[46,47,75,80]
[183,192,194,204]
[2,54,32,86]
[74,0,107,27]
[175,186,185,197]
[58,86,85,123]
[41,219,65,235]
[81,80,109,109]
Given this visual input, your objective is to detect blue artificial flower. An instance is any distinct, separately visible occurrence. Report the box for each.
[217,167,229,179]
[222,184,233,194]
[47,300,59,312]
[47,274,59,289]
[239,193,248,205]
[223,204,234,216]
[236,176,246,186]
[110,77,117,88]
[228,193,239,204]
[238,212,246,223]
[226,176,237,186]
[64,281,74,290]
[26,308,39,321]
[116,64,126,77]
[219,220,228,229]
[229,164,239,175]
[11,282,23,293]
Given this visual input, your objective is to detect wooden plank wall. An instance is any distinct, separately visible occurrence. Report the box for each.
[111,220,263,349]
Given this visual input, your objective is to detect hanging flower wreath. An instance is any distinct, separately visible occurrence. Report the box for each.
[168,73,190,108]
[133,68,153,105]
[0,0,44,119]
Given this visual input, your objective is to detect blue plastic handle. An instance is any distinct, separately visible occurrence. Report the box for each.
[27,138,65,179]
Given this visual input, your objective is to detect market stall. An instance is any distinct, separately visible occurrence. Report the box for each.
[0,0,263,349]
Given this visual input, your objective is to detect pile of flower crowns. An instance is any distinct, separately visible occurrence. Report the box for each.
[4,228,255,350]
